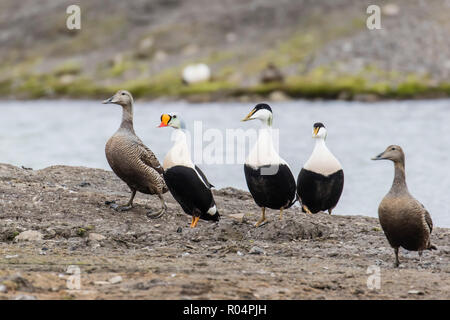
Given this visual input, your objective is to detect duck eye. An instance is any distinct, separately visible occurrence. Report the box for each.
[173,115,177,118]
[121,92,125,96]
[391,147,395,151]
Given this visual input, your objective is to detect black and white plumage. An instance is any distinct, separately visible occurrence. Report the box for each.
[242,103,297,227]
[297,123,344,214]
[159,113,219,228]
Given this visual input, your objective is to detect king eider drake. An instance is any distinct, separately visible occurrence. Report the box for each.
[297,122,344,215]
[242,103,297,227]
[372,145,436,267]
[158,113,219,228]
[102,90,168,218]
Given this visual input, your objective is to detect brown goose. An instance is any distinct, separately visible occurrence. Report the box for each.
[102,90,168,218]
[372,145,437,267]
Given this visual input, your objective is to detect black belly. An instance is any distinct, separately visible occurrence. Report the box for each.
[163,165,219,221]
[244,163,297,210]
[297,168,344,213]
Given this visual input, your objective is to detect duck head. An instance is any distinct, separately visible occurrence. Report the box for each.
[158,113,186,129]
[102,90,133,107]
[312,122,327,139]
[372,145,405,164]
[242,103,273,126]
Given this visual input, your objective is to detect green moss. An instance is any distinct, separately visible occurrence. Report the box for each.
[76,228,87,237]
[53,61,81,77]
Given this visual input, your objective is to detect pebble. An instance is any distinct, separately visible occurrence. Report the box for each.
[13,294,36,300]
[88,233,106,241]
[249,246,265,255]
[237,251,244,256]
[229,213,245,222]
[0,284,7,293]
[5,255,19,259]
[408,290,425,295]
[109,276,123,284]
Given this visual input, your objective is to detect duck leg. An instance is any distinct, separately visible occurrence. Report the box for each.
[190,216,200,228]
[255,207,268,227]
[111,189,136,211]
[394,247,400,268]
[146,193,167,219]
[279,208,284,220]
[302,205,312,214]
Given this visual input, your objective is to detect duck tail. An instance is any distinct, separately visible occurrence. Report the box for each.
[428,244,437,251]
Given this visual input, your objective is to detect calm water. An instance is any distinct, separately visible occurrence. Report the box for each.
[1,99,450,227]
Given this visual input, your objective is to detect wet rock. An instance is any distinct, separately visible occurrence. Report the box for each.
[15,230,43,241]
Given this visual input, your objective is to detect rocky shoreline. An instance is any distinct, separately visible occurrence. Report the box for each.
[0,163,449,299]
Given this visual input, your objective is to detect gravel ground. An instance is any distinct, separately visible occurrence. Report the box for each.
[0,163,449,300]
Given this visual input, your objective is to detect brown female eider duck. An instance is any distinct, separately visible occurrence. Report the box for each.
[372,145,437,267]
[102,90,168,218]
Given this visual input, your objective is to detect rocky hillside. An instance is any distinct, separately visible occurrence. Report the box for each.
[1,0,450,101]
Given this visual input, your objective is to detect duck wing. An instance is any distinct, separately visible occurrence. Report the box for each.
[136,139,164,175]
[195,165,214,189]
[417,201,433,233]
[423,209,433,233]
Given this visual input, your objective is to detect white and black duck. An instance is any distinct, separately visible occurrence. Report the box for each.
[159,113,219,228]
[242,103,297,227]
[297,122,344,214]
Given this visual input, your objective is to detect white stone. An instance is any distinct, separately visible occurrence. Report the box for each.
[182,64,211,84]
[15,230,43,241]
[109,276,123,284]
[88,233,106,241]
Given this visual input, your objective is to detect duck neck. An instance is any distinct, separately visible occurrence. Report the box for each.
[164,128,192,169]
[120,103,135,133]
[313,138,328,153]
[257,121,273,148]
[390,161,408,194]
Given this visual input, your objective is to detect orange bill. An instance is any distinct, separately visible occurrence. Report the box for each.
[159,114,171,127]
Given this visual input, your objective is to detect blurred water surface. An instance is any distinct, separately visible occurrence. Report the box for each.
[1,99,449,227]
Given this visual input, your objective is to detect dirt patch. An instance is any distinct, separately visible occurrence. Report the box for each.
[0,163,449,300]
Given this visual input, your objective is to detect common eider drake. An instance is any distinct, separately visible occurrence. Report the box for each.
[297,122,344,214]
[372,145,437,267]
[158,113,219,228]
[242,103,297,227]
[102,90,168,218]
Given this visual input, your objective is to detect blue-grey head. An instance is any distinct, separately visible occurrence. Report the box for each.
[158,113,186,130]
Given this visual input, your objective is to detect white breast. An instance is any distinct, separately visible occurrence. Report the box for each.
[304,140,342,176]
[245,127,287,168]
[163,130,194,170]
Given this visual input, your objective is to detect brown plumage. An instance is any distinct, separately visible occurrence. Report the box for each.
[103,90,168,218]
[373,145,437,267]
